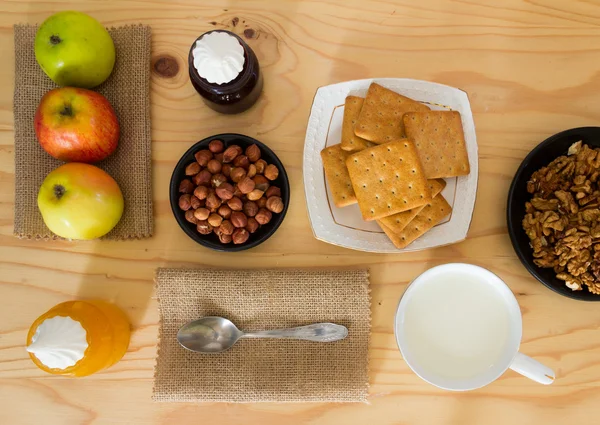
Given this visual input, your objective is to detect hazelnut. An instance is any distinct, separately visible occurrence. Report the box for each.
[194,150,213,167]
[237,176,256,194]
[211,173,227,188]
[208,213,223,227]
[185,162,201,176]
[219,233,233,244]
[207,159,222,174]
[232,228,250,244]
[209,139,224,153]
[247,164,257,178]
[233,186,243,198]
[255,159,267,174]
[266,196,284,213]
[257,197,267,208]
[196,220,213,235]
[185,209,197,224]
[194,207,210,221]
[218,205,232,219]
[246,144,261,162]
[190,195,202,210]
[264,164,279,181]
[233,155,250,169]
[222,164,232,177]
[193,169,211,186]
[231,211,248,228]
[247,189,264,201]
[230,167,246,183]
[215,153,224,163]
[228,197,243,211]
[215,182,234,200]
[246,217,259,233]
[266,185,281,198]
[223,145,242,163]
[255,208,272,225]
[179,179,194,194]
[194,185,209,200]
[243,201,259,217]
[219,220,234,235]
[178,194,192,211]
[206,191,222,210]
[253,175,270,192]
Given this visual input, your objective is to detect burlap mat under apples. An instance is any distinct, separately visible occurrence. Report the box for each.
[13,25,153,239]
[154,268,371,403]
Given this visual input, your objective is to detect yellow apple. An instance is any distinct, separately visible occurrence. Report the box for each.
[38,163,124,240]
[34,11,115,88]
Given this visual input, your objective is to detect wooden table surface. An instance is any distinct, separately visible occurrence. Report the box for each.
[2,0,600,424]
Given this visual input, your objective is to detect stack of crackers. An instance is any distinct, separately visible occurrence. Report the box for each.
[321,83,470,249]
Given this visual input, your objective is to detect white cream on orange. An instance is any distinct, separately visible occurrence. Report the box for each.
[27,316,88,369]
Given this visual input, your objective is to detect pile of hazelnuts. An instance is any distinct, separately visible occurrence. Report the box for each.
[177,139,284,244]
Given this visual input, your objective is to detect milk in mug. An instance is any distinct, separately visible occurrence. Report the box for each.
[401,270,512,380]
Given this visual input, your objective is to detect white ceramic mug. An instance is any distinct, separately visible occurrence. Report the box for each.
[394,263,555,391]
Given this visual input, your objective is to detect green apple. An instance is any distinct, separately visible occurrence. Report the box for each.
[38,163,124,240]
[34,11,115,88]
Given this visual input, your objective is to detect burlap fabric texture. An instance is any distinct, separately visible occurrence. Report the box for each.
[13,24,153,239]
[154,268,371,403]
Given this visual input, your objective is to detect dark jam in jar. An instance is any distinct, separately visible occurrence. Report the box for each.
[188,30,263,114]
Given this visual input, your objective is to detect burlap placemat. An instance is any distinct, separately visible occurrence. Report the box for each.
[154,268,371,403]
[13,25,153,239]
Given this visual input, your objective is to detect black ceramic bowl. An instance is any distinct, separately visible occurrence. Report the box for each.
[507,127,600,301]
[170,133,290,252]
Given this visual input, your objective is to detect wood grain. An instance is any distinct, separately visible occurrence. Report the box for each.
[2,0,600,424]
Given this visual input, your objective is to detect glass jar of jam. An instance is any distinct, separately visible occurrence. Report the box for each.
[188,30,263,114]
[26,300,130,377]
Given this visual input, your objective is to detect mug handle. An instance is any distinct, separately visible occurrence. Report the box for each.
[509,352,555,385]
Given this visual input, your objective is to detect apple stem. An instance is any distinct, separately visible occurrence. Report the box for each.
[50,35,61,45]
[60,105,73,117]
[53,184,66,200]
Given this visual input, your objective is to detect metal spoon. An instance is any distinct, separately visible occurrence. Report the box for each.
[177,316,348,353]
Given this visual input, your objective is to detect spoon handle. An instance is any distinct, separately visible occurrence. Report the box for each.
[242,323,348,342]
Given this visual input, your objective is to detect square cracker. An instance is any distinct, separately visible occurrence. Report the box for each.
[377,179,446,234]
[321,144,357,207]
[345,140,431,221]
[354,83,430,143]
[404,111,470,179]
[341,96,375,152]
[380,194,452,249]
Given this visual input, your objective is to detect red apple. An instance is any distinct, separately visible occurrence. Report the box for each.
[34,87,119,162]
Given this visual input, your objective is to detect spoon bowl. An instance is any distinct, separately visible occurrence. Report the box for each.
[177,316,348,353]
[177,316,243,353]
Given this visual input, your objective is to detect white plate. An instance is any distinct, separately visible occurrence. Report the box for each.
[303,78,478,253]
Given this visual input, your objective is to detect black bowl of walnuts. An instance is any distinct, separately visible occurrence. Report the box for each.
[170,134,290,251]
[507,127,600,301]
